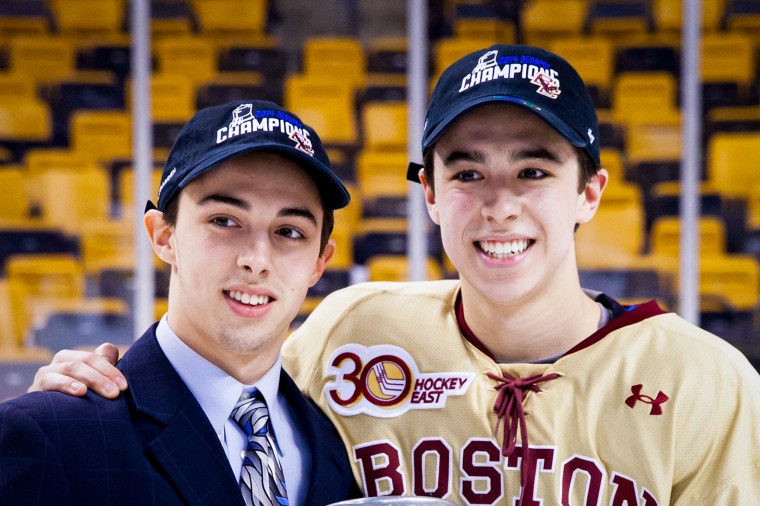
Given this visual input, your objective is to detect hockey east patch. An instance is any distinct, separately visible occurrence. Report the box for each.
[324,344,474,418]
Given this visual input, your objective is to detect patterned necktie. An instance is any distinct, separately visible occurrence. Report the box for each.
[230,390,289,506]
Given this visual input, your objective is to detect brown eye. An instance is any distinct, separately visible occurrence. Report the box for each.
[454,170,481,182]
[520,168,548,179]
[211,216,237,227]
[277,226,305,239]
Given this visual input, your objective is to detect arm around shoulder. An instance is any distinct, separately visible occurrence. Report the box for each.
[0,399,73,506]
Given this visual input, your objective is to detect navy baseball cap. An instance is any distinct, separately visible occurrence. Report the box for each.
[407,44,600,182]
[149,100,350,211]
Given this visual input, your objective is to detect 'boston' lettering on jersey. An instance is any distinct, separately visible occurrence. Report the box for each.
[353,438,660,506]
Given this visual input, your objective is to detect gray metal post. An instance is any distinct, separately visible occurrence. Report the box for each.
[679,0,702,324]
[131,0,155,337]
[407,0,429,281]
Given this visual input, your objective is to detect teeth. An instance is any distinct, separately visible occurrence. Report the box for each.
[479,239,529,258]
[227,290,270,306]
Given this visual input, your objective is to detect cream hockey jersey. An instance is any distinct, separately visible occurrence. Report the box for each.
[282,280,760,505]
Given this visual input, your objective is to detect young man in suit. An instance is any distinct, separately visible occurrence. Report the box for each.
[0,100,360,505]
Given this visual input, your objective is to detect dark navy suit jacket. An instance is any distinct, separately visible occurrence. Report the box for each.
[0,324,360,505]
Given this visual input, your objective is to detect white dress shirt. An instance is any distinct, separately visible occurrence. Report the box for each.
[155,314,310,505]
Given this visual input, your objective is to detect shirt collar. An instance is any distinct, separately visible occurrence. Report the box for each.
[154,314,284,440]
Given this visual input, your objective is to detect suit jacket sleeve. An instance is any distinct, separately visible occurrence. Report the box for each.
[0,401,74,506]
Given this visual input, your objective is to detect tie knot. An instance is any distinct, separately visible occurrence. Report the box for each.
[231,389,270,438]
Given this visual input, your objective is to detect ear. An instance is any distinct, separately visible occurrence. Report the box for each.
[144,209,177,266]
[576,168,608,225]
[309,238,335,287]
[419,169,441,225]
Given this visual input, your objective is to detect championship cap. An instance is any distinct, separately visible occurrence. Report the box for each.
[149,100,350,211]
[407,44,600,182]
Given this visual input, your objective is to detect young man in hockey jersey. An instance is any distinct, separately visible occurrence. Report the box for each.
[29,45,760,504]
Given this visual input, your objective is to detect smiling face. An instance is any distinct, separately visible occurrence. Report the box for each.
[421,103,606,311]
[146,152,333,383]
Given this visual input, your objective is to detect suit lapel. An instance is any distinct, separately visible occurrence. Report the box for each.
[119,326,245,505]
[279,370,354,503]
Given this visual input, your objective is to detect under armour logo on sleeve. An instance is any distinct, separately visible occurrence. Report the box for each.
[625,384,669,415]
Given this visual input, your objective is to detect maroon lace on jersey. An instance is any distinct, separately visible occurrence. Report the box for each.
[455,293,560,505]
[486,370,559,503]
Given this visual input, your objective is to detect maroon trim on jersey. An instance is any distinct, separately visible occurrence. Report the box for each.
[564,300,666,356]
[455,292,497,361]
[455,294,666,361]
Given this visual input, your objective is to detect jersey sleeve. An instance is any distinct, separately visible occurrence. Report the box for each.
[674,350,760,504]
[282,284,378,402]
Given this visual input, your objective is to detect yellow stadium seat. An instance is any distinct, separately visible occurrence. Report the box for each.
[6,254,84,344]
[0,0,50,36]
[49,0,125,33]
[0,166,30,222]
[599,147,625,184]
[356,150,408,195]
[190,0,267,35]
[725,0,760,33]
[0,99,51,142]
[652,0,725,32]
[706,105,760,137]
[453,18,516,43]
[701,33,755,88]
[326,217,354,269]
[361,101,407,152]
[70,110,132,162]
[131,74,196,122]
[24,148,101,176]
[117,166,163,217]
[548,36,614,104]
[366,35,408,76]
[649,216,727,259]
[303,37,367,89]
[748,183,760,231]
[699,255,759,312]
[79,219,135,274]
[575,182,645,268]
[153,37,217,84]
[625,115,682,164]
[707,132,760,198]
[612,71,678,126]
[37,166,111,233]
[356,150,408,219]
[284,74,357,145]
[367,255,443,282]
[521,0,588,45]
[0,73,37,101]
[0,279,17,351]
[150,0,195,37]
[586,0,651,36]
[194,70,267,110]
[8,35,76,83]
[333,181,360,232]
[433,37,494,79]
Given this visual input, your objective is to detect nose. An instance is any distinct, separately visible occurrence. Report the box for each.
[481,186,520,223]
[237,234,272,278]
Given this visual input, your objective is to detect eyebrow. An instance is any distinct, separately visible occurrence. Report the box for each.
[442,147,562,167]
[198,193,318,226]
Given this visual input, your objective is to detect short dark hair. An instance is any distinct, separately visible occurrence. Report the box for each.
[160,194,335,255]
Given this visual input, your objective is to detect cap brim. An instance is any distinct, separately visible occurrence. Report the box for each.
[409,95,590,184]
[176,143,350,210]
